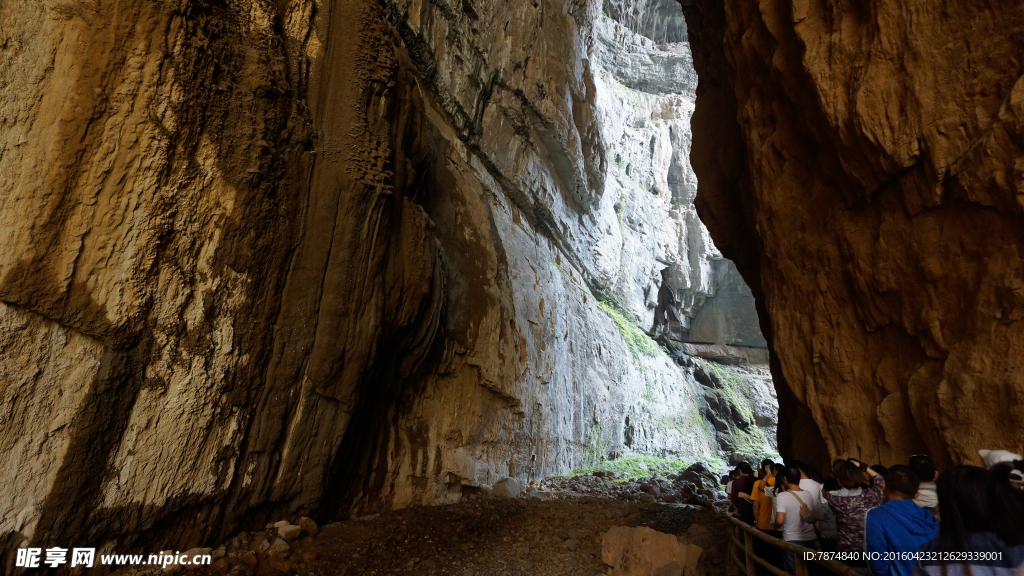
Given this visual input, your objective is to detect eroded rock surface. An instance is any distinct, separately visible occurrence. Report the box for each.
[681,0,1024,467]
[0,0,771,560]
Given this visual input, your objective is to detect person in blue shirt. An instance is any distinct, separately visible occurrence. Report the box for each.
[866,465,939,576]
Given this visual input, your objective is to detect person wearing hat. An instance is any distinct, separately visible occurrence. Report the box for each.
[979,449,1024,490]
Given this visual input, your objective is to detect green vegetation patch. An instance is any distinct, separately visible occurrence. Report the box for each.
[583,425,611,469]
[656,406,708,433]
[562,453,730,481]
[696,359,781,463]
[697,359,754,423]
[598,300,660,358]
[563,455,693,480]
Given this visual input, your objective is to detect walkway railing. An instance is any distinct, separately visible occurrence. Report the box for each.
[725,517,864,576]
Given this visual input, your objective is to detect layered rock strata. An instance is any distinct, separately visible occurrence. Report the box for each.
[681,0,1024,467]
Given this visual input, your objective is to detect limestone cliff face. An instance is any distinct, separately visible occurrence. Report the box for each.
[681,0,1024,468]
[0,0,772,560]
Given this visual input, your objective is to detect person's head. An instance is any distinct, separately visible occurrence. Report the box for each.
[761,459,774,478]
[832,459,846,475]
[979,449,1022,469]
[780,464,802,490]
[823,477,839,492]
[771,465,786,495]
[936,465,994,552]
[870,464,888,476]
[909,454,938,484]
[721,475,731,484]
[801,463,823,483]
[836,461,869,490]
[737,462,754,477]
[978,449,1024,491]
[789,460,805,478]
[883,465,919,501]
[730,469,742,480]
[989,463,1024,546]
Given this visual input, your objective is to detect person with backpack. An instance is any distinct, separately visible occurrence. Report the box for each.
[794,461,837,553]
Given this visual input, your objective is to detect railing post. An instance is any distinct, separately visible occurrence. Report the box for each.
[794,550,809,576]
[726,515,860,576]
[727,529,737,576]
[744,528,755,576]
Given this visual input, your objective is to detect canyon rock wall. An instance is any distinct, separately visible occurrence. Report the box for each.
[681,0,1024,468]
[0,0,772,561]
[685,259,766,350]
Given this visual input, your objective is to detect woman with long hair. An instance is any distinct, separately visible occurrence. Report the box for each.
[988,463,1024,552]
[752,460,784,573]
[913,465,1024,576]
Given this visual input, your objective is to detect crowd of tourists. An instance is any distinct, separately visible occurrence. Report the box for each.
[723,449,1024,576]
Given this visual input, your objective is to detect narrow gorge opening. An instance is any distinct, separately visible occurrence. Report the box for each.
[502,0,782,480]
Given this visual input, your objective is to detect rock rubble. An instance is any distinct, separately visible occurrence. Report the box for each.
[523,464,730,514]
[117,518,318,576]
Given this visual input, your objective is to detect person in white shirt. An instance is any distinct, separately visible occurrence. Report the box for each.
[793,462,837,550]
[775,464,818,574]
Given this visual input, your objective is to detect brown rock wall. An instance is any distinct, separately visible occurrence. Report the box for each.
[682,0,1024,468]
[0,0,450,557]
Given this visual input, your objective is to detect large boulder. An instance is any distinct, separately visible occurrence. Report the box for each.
[676,462,720,491]
[491,477,522,499]
[602,526,704,576]
[683,0,1024,467]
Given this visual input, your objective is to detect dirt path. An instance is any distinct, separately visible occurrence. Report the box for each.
[142,471,732,576]
[296,497,727,576]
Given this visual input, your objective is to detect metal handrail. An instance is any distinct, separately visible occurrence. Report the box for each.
[725,516,864,576]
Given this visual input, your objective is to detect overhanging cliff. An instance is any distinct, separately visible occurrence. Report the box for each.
[681,0,1024,468]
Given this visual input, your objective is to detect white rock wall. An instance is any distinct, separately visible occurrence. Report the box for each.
[589,13,721,335]
[371,0,778,512]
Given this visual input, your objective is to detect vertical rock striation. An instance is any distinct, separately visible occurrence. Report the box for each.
[0,0,772,559]
[681,0,1024,468]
